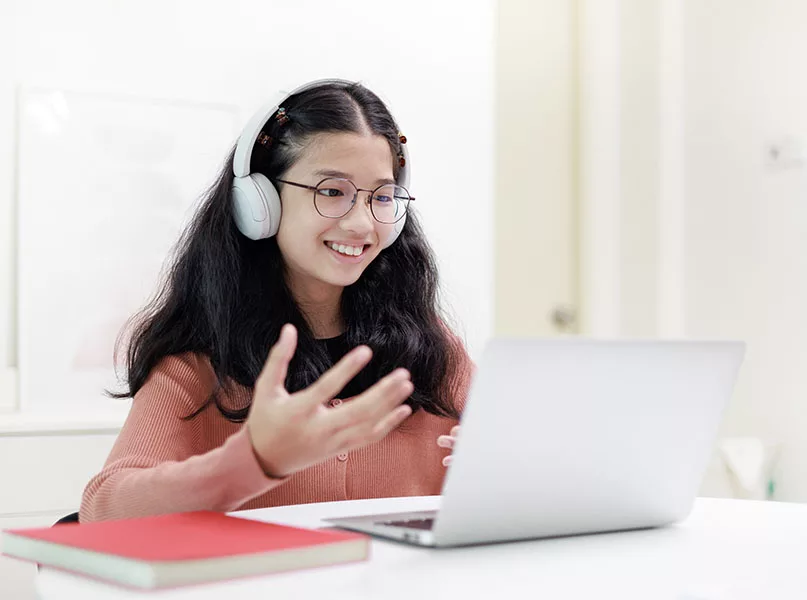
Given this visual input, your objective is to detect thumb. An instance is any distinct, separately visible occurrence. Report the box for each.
[257,324,297,391]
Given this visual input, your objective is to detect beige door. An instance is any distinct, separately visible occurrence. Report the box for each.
[495,0,579,336]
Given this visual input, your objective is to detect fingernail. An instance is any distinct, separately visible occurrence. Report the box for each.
[442,456,452,467]
[437,437,452,448]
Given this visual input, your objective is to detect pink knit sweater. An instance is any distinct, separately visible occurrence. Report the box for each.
[80,351,472,522]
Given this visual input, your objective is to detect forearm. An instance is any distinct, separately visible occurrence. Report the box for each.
[79,427,284,522]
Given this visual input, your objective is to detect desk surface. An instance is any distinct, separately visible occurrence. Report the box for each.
[36,496,807,600]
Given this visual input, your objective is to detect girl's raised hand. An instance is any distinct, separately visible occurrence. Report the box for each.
[246,324,414,478]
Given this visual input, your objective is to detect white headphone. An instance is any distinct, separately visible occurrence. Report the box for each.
[231,78,410,248]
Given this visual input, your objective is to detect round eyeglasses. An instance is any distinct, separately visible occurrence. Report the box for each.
[275,177,413,224]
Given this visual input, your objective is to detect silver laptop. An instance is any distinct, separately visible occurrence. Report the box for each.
[327,338,745,547]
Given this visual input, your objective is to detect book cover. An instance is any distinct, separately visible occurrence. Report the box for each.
[2,511,369,589]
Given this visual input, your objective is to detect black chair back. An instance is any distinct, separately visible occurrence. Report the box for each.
[53,512,79,525]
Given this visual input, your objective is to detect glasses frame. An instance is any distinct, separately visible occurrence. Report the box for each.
[274,177,415,224]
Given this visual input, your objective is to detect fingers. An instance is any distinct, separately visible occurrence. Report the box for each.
[303,345,373,405]
[331,401,413,452]
[437,426,460,448]
[439,425,460,467]
[257,324,298,391]
[325,372,413,449]
[371,404,413,440]
[437,435,454,449]
[329,369,413,428]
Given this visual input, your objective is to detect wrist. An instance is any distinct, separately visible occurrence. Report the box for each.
[245,421,290,479]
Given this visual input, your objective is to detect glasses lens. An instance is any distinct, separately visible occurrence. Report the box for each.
[371,184,410,224]
[314,179,356,218]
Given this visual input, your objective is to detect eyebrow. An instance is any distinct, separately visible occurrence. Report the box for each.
[313,169,396,187]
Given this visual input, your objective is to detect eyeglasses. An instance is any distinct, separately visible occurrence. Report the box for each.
[275,177,414,224]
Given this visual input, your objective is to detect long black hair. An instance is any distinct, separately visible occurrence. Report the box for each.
[112,81,464,421]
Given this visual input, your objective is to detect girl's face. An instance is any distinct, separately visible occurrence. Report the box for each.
[275,131,396,298]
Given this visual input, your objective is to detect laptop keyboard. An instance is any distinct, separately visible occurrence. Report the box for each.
[379,518,435,531]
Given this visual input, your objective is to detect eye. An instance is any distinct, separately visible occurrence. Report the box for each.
[317,187,345,198]
[373,194,393,204]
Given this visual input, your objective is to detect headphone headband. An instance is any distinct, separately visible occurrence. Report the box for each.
[234,78,358,178]
[232,78,409,188]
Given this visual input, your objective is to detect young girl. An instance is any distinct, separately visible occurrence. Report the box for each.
[79,79,470,522]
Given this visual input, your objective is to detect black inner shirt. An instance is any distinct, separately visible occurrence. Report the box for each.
[318,333,372,399]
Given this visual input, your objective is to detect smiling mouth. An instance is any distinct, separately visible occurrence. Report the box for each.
[325,241,369,257]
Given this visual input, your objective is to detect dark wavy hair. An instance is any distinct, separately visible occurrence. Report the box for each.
[111,81,464,422]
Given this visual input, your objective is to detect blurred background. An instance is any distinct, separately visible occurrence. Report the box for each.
[1,0,806,595]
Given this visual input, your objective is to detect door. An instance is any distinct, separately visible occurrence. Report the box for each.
[495,0,579,336]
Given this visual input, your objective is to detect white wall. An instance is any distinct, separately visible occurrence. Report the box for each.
[0,0,495,419]
[582,0,807,502]
[0,2,17,411]
[682,0,807,501]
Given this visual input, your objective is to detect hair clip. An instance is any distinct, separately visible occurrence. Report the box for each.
[397,133,407,167]
[275,107,290,126]
[257,133,273,147]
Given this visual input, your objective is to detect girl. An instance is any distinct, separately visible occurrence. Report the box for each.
[80,79,470,522]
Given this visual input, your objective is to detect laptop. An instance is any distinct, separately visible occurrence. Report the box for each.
[327,338,745,547]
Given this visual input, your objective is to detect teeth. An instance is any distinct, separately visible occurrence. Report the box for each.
[329,242,363,256]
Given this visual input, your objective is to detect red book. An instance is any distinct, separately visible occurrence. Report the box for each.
[1,511,369,589]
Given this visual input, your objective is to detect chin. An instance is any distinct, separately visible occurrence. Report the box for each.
[322,269,365,288]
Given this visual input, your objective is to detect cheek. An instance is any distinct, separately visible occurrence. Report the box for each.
[375,223,394,247]
[276,211,325,259]
[278,199,328,239]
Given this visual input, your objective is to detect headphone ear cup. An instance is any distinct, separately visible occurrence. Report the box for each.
[382,213,406,249]
[231,173,282,240]
[250,173,282,238]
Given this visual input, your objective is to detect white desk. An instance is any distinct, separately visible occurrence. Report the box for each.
[36,496,807,600]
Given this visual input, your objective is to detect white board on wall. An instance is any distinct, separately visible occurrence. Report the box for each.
[17,89,239,416]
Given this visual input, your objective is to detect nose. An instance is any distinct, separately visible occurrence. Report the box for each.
[339,191,375,235]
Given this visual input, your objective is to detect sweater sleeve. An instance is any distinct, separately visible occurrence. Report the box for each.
[79,354,284,522]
